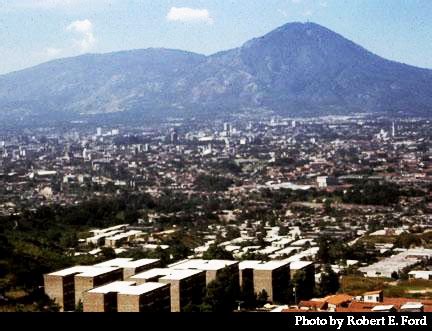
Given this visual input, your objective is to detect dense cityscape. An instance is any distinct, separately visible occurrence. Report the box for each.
[1,113,432,312]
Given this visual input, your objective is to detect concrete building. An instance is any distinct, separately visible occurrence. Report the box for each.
[44,266,123,311]
[94,258,160,279]
[239,261,291,303]
[168,259,239,284]
[104,230,143,248]
[83,281,170,312]
[316,176,338,188]
[117,282,170,312]
[131,268,206,312]
[408,270,432,280]
[84,281,133,312]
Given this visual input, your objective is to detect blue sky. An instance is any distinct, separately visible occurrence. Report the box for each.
[0,0,431,74]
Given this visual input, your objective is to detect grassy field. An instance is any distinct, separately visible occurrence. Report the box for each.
[356,235,397,245]
[341,276,432,299]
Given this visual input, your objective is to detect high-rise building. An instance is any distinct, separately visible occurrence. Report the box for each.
[83,281,170,312]
[131,268,206,312]
[94,258,161,280]
[239,261,291,303]
[168,259,239,285]
[44,266,123,311]
[170,131,178,144]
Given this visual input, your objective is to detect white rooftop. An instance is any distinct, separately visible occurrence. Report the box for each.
[89,224,129,235]
[131,268,204,281]
[239,260,289,270]
[105,230,142,241]
[76,266,120,277]
[254,261,289,270]
[130,268,170,280]
[48,266,92,277]
[159,269,204,281]
[290,261,314,270]
[168,259,238,271]
[94,258,159,269]
[49,266,120,277]
[88,281,168,295]
[239,261,262,270]
[119,282,168,295]
[371,305,395,311]
[88,281,136,294]
[408,270,432,275]
[359,249,432,276]
[401,302,424,310]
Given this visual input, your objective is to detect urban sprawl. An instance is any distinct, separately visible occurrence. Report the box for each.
[2,114,432,312]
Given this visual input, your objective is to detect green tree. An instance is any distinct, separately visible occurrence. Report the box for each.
[317,237,331,264]
[202,244,234,260]
[200,267,240,312]
[324,199,333,214]
[394,233,421,249]
[256,289,269,307]
[292,270,314,302]
[317,264,340,297]
[100,247,116,259]
[75,300,83,312]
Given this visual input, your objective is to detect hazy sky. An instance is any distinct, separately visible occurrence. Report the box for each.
[0,0,431,74]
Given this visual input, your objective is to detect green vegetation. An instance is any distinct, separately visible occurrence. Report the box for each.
[341,276,432,300]
[202,244,234,260]
[292,270,314,302]
[317,264,340,297]
[194,174,234,192]
[200,267,240,312]
[0,193,199,311]
[342,182,401,206]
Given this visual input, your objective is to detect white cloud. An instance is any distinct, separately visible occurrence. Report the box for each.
[67,19,93,33]
[166,7,213,24]
[303,9,314,17]
[277,9,289,18]
[66,19,96,53]
[44,47,63,57]
[38,18,96,61]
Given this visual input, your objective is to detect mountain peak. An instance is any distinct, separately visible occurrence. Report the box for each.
[0,22,432,123]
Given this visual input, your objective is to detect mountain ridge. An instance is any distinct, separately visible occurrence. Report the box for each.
[1,22,432,121]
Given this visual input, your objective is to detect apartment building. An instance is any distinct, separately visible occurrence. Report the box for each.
[131,268,206,312]
[83,281,170,312]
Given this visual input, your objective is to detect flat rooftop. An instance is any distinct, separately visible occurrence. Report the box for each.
[131,268,204,281]
[95,258,159,269]
[160,269,204,281]
[105,230,142,241]
[290,261,314,270]
[48,266,120,277]
[130,268,171,281]
[239,260,289,270]
[119,282,168,295]
[88,281,168,295]
[88,281,136,294]
[254,261,290,270]
[168,259,238,271]
[239,261,261,270]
